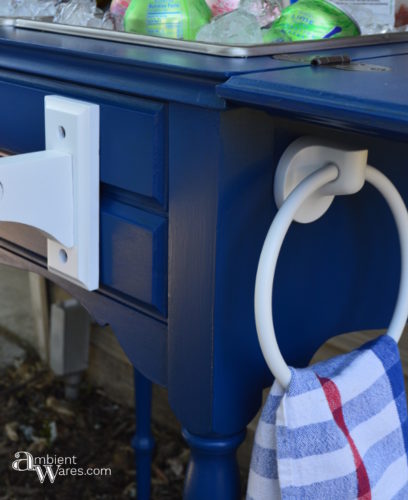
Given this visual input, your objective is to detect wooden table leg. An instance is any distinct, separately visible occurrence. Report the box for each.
[131,369,155,500]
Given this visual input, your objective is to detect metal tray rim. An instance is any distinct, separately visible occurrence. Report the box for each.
[1,16,408,58]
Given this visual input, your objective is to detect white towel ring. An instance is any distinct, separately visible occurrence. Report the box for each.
[254,163,408,389]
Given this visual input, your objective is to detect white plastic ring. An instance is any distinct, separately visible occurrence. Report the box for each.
[255,164,408,389]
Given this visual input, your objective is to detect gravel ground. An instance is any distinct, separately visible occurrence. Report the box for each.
[0,335,188,499]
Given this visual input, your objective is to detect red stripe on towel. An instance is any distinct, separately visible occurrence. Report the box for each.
[317,375,371,500]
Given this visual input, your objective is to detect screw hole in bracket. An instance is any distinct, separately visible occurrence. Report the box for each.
[59,249,68,264]
[58,126,66,140]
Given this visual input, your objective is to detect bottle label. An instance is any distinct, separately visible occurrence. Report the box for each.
[146,1,184,38]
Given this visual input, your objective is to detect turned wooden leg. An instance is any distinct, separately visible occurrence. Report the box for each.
[182,428,246,500]
[131,369,154,500]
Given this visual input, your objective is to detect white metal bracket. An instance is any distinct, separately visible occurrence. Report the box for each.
[0,96,99,290]
[274,136,368,223]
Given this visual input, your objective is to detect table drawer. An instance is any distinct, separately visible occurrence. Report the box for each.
[100,100,166,206]
[0,79,166,205]
[0,200,168,314]
[100,200,168,315]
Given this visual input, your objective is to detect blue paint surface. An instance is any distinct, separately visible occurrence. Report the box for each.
[218,52,408,136]
[0,28,408,498]
[100,97,167,205]
[100,200,168,314]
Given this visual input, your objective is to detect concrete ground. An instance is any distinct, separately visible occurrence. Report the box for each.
[0,265,36,352]
[0,265,36,371]
[0,332,25,372]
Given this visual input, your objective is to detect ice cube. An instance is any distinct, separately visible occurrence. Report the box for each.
[88,11,115,30]
[240,0,281,27]
[331,2,394,34]
[54,0,103,26]
[353,5,395,34]
[196,9,263,44]
[205,0,280,26]
[0,3,12,16]
[0,0,56,17]
[54,0,113,29]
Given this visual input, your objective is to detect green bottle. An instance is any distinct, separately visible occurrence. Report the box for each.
[124,0,212,40]
[262,0,360,43]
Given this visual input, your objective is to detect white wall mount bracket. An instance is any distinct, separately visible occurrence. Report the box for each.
[0,96,99,290]
[256,136,408,388]
[274,136,368,223]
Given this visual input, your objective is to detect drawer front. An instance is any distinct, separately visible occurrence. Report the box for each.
[100,101,166,205]
[0,201,168,314]
[0,78,168,311]
[0,79,167,205]
[100,200,168,315]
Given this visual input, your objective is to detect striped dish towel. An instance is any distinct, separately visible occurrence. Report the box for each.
[247,335,408,499]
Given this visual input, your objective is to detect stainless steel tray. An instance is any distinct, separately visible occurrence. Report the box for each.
[1,16,408,58]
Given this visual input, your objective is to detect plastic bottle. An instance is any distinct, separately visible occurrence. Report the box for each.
[110,0,131,17]
[124,0,212,40]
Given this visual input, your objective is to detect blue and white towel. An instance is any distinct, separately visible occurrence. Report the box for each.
[247,335,408,499]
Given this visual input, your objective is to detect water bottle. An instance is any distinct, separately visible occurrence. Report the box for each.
[124,0,212,40]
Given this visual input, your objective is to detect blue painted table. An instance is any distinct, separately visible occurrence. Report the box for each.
[1,26,408,498]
